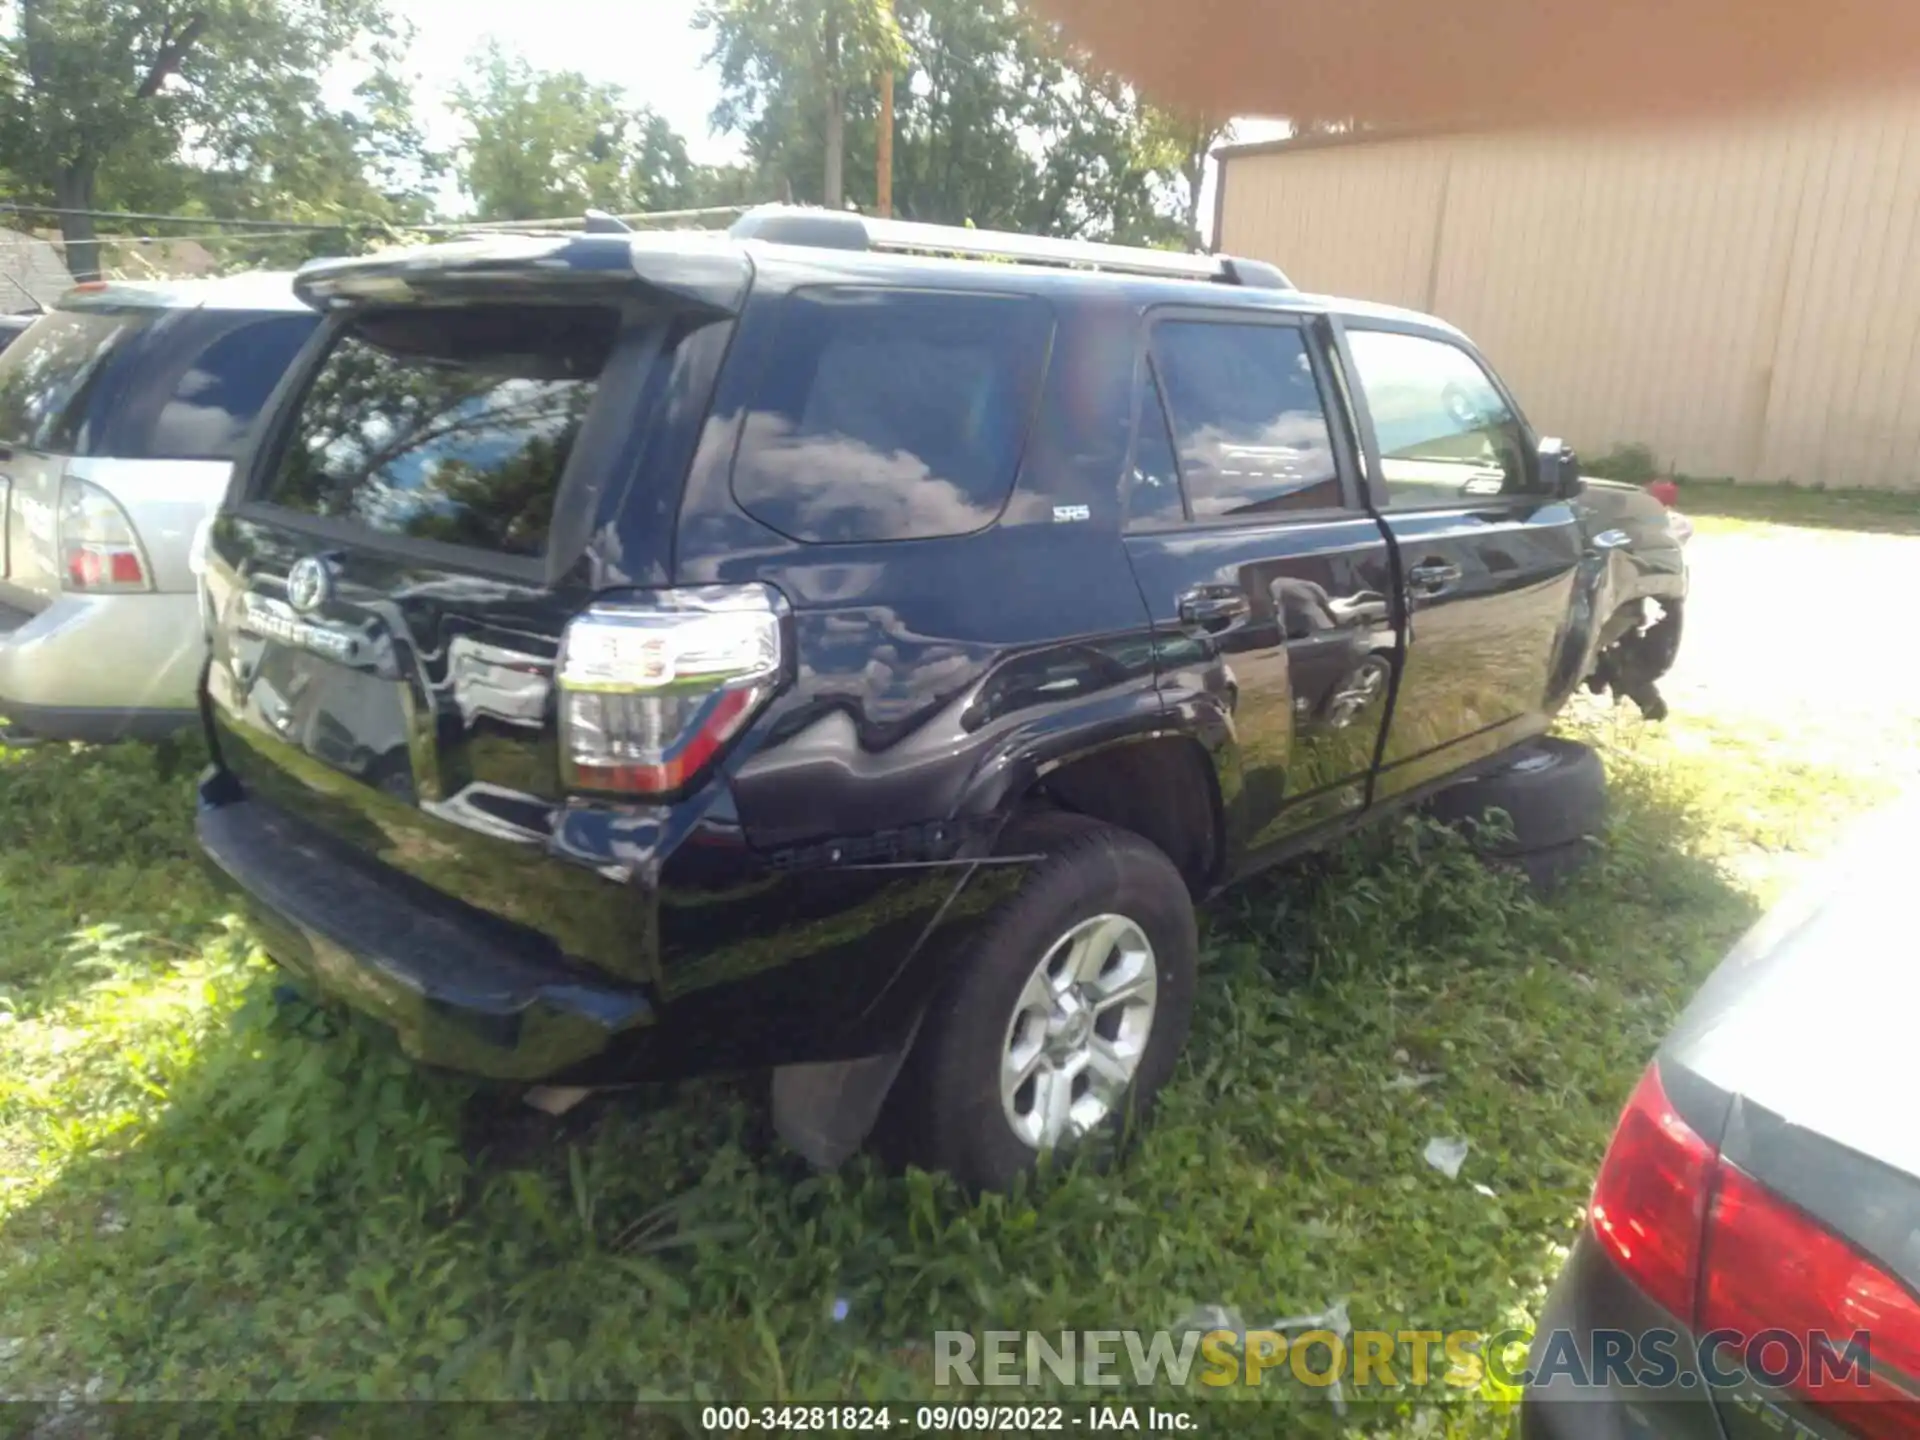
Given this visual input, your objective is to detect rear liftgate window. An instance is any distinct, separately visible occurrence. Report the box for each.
[0,310,148,452]
[732,287,1054,544]
[0,308,315,461]
[259,305,619,558]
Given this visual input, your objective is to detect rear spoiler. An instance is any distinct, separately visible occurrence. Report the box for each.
[292,233,752,317]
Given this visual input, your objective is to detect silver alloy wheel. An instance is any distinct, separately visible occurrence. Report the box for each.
[999,913,1158,1150]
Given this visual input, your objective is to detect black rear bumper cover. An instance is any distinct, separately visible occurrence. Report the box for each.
[197,788,654,1080]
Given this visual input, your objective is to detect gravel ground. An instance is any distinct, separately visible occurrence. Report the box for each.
[1632,518,1920,901]
[1664,523,1920,760]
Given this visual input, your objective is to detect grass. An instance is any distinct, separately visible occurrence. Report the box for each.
[1581,441,1920,537]
[0,509,1903,1433]
[1670,477,1920,536]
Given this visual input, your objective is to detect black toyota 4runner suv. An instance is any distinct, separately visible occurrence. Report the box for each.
[195,207,1687,1189]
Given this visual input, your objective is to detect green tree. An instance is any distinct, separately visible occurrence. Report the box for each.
[699,0,1195,246]
[0,0,432,279]
[450,44,698,222]
[1139,110,1232,250]
[697,0,905,211]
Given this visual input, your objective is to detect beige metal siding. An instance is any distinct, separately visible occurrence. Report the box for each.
[1218,97,1920,490]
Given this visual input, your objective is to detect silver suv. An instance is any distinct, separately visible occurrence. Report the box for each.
[0,274,317,742]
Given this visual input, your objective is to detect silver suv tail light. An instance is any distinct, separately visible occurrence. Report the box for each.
[557,583,788,797]
[59,477,153,593]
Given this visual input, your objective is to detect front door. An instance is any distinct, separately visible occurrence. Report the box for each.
[1337,324,1583,801]
[1120,311,1398,872]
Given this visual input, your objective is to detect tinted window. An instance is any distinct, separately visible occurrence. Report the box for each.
[0,310,147,451]
[1344,330,1531,507]
[1150,321,1341,518]
[0,307,315,460]
[732,288,1053,544]
[145,315,315,461]
[259,305,615,558]
[1127,368,1186,525]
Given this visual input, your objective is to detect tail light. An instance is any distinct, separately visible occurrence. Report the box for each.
[1590,1062,1920,1431]
[1589,1064,1717,1321]
[1647,480,1679,507]
[60,477,151,593]
[556,583,787,798]
[1702,1167,1920,1431]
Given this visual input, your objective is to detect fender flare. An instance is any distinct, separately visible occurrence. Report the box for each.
[780,697,1248,1169]
[948,688,1241,886]
[1548,551,1617,707]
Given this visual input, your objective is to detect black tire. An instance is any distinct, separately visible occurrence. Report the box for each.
[1503,836,1599,894]
[1426,737,1607,854]
[877,813,1198,1192]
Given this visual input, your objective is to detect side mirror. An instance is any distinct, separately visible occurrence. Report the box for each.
[1537,437,1584,499]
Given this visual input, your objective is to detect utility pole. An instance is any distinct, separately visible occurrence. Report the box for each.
[877,67,895,217]
[876,0,895,217]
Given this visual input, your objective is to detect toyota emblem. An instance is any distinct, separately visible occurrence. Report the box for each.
[285,556,334,615]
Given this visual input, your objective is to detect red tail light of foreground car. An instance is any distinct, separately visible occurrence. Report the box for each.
[1589,1063,1920,1434]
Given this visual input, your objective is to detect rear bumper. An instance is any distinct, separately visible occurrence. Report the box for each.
[0,591,203,738]
[196,787,655,1080]
[1520,1236,1725,1440]
[196,764,1005,1083]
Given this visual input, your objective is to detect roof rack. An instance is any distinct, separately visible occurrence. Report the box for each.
[726,205,1293,290]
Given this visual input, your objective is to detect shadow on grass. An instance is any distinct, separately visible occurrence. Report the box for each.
[0,729,1763,1430]
[1671,478,1920,537]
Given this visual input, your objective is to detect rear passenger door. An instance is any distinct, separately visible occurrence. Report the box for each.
[1337,324,1583,800]
[1121,311,1398,871]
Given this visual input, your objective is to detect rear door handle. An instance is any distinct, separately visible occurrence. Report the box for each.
[1408,562,1463,594]
[1177,589,1251,634]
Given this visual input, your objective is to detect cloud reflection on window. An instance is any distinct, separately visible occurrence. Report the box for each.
[1151,321,1341,519]
[731,287,1055,544]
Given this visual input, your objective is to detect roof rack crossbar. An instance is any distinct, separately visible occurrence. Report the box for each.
[726,206,1293,289]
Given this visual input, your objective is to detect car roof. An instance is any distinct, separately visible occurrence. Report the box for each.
[741,243,1477,346]
[57,270,304,315]
[291,225,1469,339]
[1313,294,1473,343]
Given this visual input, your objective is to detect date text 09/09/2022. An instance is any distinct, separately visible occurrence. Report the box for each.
[699,1404,1197,1432]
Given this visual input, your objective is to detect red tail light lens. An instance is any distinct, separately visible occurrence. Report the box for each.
[1647,480,1679,507]
[1589,1064,1717,1321]
[1590,1063,1920,1434]
[1702,1165,1920,1427]
[557,584,787,798]
[59,477,152,594]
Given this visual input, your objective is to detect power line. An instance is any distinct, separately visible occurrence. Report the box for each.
[0,201,370,232]
[87,227,370,246]
[433,203,759,232]
[2,200,764,237]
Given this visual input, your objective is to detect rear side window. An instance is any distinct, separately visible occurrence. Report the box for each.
[145,315,315,461]
[1149,320,1341,518]
[732,287,1054,544]
[258,305,617,558]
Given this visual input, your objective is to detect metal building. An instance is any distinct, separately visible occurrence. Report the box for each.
[1215,95,1920,491]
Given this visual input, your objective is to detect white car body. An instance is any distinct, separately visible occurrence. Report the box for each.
[0,274,316,742]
